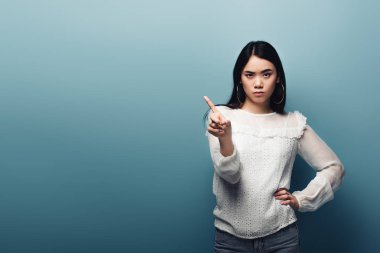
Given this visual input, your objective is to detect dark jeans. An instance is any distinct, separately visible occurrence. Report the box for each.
[214,222,300,253]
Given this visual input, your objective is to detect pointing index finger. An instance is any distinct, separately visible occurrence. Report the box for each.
[203,96,219,113]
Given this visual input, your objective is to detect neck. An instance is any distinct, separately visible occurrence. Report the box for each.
[240,101,273,114]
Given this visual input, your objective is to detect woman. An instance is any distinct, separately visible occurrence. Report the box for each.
[203,40,345,253]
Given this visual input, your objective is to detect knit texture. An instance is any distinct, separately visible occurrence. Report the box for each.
[205,106,345,239]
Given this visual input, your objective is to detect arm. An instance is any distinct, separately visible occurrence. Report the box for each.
[205,111,241,184]
[292,124,346,212]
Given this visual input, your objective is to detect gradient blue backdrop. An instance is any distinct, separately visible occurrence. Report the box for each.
[0,1,378,252]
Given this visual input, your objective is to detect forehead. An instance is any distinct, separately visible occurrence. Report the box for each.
[243,55,275,71]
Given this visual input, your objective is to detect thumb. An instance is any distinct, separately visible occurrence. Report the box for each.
[218,114,229,125]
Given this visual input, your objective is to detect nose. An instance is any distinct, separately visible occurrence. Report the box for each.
[253,77,263,88]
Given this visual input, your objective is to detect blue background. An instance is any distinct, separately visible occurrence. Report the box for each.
[0,1,378,252]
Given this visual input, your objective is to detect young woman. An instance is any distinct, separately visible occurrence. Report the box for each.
[203,40,345,253]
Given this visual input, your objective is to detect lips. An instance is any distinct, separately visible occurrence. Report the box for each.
[253,92,264,97]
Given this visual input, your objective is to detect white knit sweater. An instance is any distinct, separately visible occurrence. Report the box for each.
[205,106,345,239]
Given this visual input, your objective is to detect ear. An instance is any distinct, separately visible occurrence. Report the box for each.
[276,77,280,83]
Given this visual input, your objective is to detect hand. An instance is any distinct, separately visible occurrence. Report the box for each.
[273,188,300,211]
[204,96,232,139]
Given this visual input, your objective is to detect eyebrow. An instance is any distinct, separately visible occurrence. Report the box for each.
[243,69,273,74]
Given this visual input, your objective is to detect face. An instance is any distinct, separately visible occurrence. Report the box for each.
[240,55,280,106]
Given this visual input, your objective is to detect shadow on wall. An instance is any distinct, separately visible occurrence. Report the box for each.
[290,156,362,253]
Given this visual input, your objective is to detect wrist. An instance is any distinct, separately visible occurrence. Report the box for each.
[218,136,234,157]
[218,135,232,144]
[292,192,302,211]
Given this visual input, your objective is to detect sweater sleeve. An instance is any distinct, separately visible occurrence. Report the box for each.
[292,123,346,212]
[205,110,242,184]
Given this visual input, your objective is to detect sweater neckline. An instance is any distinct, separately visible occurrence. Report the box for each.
[237,108,277,116]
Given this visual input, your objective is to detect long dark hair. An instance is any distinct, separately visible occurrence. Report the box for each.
[203,40,287,124]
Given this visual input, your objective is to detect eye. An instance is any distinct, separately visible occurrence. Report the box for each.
[263,73,271,78]
[245,74,253,78]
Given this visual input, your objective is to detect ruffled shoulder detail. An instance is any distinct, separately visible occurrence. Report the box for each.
[293,110,308,139]
[231,110,308,139]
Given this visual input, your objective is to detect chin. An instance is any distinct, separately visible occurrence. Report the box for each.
[248,99,269,104]
[250,97,269,102]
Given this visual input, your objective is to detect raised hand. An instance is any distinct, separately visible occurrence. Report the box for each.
[204,96,232,139]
